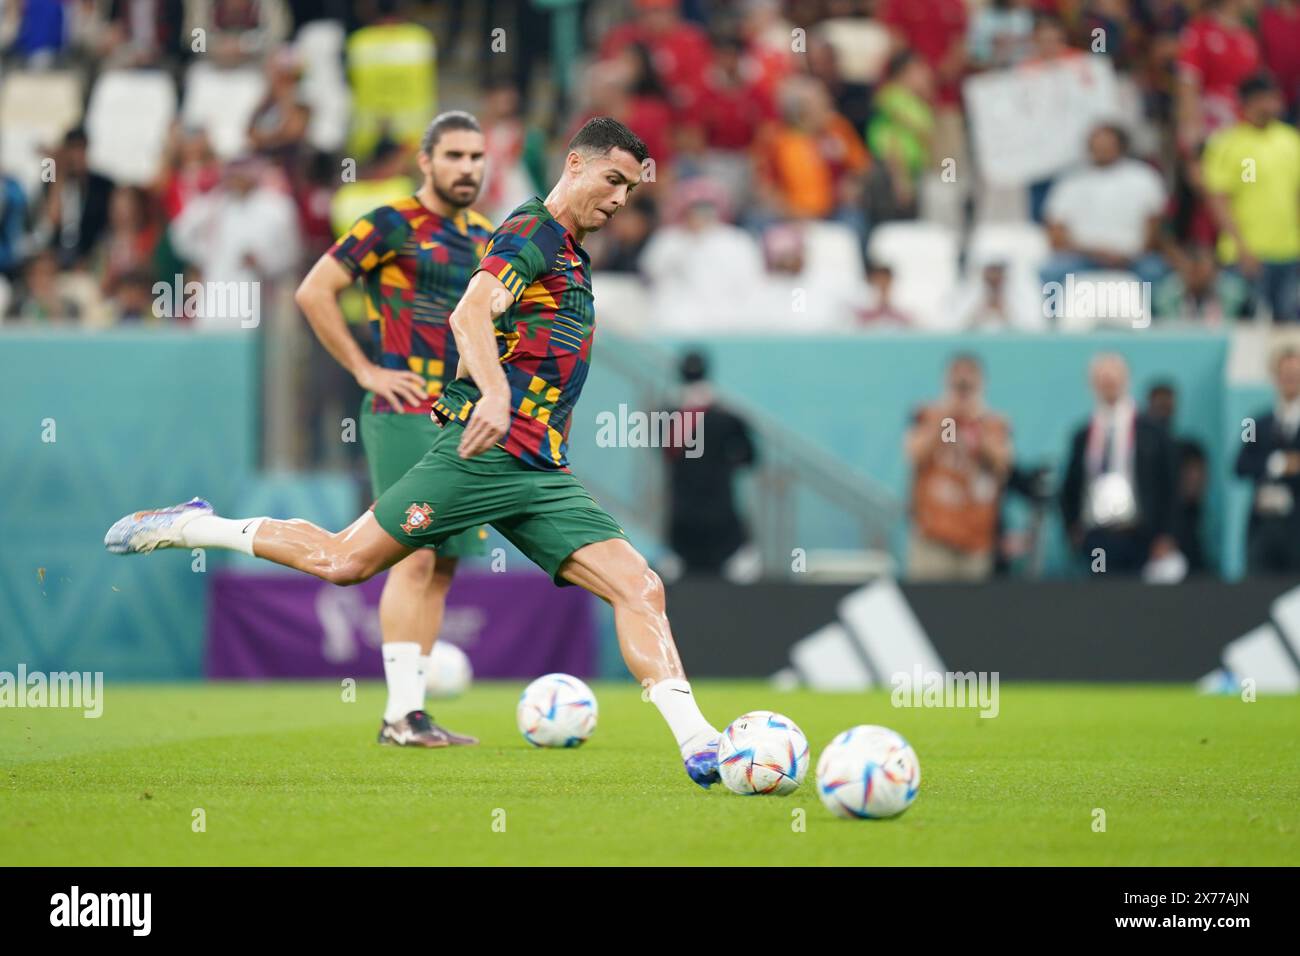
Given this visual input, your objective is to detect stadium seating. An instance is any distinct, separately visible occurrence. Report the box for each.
[84,70,175,184]
[0,69,83,197]
[867,221,959,328]
[295,19,352,153]
[181,62,267,160]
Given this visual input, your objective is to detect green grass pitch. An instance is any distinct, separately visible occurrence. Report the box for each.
[2,682,1297,866]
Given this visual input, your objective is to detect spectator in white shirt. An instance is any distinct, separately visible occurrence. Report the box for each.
[170,156,301,330]
[1040,124,1169,299]
[639,179,764,332]
[952,259,1047,331]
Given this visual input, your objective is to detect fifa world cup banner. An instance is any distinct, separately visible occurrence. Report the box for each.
[963,55,1122,188]
[205,570,598,679]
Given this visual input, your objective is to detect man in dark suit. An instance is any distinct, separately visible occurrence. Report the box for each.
[1061,353,1178,575]
[1235,347,1300,574]
[664,351,758,577]
[41,127,113,269]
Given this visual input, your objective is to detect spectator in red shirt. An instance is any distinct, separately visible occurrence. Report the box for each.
[698,35,773,152]
[1261,0,1300,120]
[879,0,968,108]
[1176,0,1261,149]
[599,0,714,120]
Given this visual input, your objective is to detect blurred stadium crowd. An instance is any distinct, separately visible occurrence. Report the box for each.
[2,0,1299,581]
[1,0,1299,328]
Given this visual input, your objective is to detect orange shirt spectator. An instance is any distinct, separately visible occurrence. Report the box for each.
[754,80,869,219]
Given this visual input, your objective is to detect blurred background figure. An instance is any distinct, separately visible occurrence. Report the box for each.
[1039,124,1168,299]
[1152,244,1250,324]
[858,262,913,326]
[15,248,79,323]
[0,162,26,284]
[640,179,763,332]
[1203,73,1300,323]
[952,259,1044,331]
[661,351,758,581]
[37,128,113,270]
[247,47,312,174]
[904,354,1011,581]
[169,155,301,328]
[1235,347,1300,573]
[1061,354,1178,576]
[1145,381,1208,574]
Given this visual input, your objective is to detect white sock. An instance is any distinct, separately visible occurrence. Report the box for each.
[648,679,715,756]
[181,515,265,556]
[382,642,422,723]
[415,653,433,710]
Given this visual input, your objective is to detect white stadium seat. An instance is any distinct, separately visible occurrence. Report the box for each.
[295,20,352,152]
[815,18,892,84]
[0,69,84,198]
[867,221,959,329]
[84,70,176,185]
[967,221,1050,276]
[181,62,267,160]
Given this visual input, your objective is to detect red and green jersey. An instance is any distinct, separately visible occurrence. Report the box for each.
[433,196,595,471]
[328,196,494,414]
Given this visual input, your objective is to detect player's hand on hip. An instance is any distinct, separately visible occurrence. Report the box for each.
[355,363,428,412]
[459,390,510,458]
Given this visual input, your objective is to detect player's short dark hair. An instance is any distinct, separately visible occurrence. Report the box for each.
[949,352,983,374]
[567,117,649,165]
[420,111,482,156]
[1148,381,1176,401]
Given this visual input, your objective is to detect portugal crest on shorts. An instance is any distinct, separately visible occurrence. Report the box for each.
[401,502,435,534]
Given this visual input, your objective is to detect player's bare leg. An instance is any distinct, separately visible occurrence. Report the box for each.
[105,498,410,584]
[377,551,479,747]
[559,537,721,788]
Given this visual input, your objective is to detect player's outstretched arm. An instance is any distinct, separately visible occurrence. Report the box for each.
[448,271,513,459]
[294,255,427,411]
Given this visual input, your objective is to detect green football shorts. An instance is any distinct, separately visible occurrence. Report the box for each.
[371,418,628,585]
[360,396,487,558]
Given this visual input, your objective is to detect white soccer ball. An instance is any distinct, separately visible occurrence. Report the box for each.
[718,710,810,795]
[516,673,598,748]
[425,642,472,698]
[816,725,921,819]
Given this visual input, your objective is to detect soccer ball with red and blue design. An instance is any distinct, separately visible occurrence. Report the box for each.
[717,710,810,795]
[816,725,921,819]
[516,674,598,748]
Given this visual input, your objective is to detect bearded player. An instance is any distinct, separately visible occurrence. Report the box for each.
[106,117,724,788]
[297,110,491,748]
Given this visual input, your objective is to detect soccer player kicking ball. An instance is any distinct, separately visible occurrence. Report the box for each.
[106,118,724,788]
[296,111,492,749]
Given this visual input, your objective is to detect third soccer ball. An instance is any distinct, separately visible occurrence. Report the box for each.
[516,673,598,748]
[815,725,921,819]
[718,710,810,795]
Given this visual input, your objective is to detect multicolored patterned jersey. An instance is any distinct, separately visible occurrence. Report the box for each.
[433,196,595,471]
[328,196,493,415]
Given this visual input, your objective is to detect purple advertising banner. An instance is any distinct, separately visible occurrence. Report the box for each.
[205,570,597,679]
